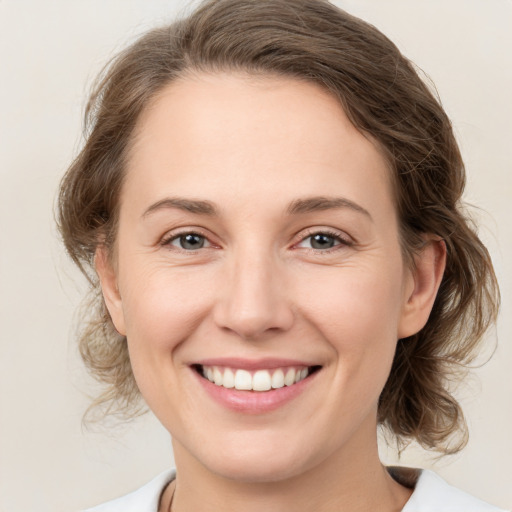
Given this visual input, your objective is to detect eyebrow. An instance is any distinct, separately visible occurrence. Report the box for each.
[142,195,371,220]
[142,197,218,218]
[286,196,372,219]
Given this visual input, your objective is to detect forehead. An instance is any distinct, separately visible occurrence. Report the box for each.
[123,72,394,218]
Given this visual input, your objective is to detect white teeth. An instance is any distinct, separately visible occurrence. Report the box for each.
[252,370,272,391]
[271,369,285,389]
[201,365,313,391]
[284,368,296,386]
[234,369,252,390]
[213,367,223,386]
[223,368,235,388]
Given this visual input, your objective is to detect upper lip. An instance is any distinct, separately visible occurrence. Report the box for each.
[191,357,319,370]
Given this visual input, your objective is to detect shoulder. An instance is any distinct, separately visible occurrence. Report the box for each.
[402,469,509,512]
[82,469,176,512]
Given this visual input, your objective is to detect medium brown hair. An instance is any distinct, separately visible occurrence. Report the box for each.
[58,0,499,453]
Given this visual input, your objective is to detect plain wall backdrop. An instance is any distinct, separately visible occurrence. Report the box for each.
[0,1,511,510]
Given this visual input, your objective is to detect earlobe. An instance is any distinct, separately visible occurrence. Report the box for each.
[398,238,446,339]
[95,246,126,336]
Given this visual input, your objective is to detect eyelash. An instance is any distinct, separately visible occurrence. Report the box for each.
[160,228,353,253]
[293,229,353,253]
[160,229,213,253]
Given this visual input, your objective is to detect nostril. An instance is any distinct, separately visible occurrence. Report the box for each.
[212,281,294,340]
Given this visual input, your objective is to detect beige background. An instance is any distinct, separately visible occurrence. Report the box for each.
[0,1,511,510]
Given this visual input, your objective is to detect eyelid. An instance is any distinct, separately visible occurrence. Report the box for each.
[292,227,354,251]
[170,233,212,249]
[160,227,219,250]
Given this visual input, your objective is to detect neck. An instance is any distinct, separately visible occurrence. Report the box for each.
[166,428,412,512]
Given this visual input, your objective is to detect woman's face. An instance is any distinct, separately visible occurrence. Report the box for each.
[98,73,432,482]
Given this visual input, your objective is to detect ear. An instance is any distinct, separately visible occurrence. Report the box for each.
[95,246,126,336]
[398,238,446,339]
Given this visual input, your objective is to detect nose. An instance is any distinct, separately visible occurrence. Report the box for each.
[212,251,294,340]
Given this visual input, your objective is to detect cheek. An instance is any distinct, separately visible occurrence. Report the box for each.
[118,263,219,415]
[296,263,405,387]
[299,264,404,340]
[119,262,217,354]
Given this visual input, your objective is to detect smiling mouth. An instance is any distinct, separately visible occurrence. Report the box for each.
[192,364,322,392]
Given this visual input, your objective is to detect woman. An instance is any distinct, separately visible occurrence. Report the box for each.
[57,0,506,510]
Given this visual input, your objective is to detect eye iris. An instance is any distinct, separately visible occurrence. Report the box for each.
[311,233,335,249]
[180,234,204,250]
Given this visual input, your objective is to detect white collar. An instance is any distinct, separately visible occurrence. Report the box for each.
[84,468,507,512]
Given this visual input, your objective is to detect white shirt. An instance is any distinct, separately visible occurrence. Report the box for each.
[83,468,509,512]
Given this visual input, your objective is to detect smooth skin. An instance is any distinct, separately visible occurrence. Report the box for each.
[96,72,446,512]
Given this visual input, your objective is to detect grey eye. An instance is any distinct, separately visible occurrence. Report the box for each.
[173,233,206,250]
[309,233,337,249]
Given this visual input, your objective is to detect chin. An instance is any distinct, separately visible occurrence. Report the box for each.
[189,432,323,484]
[209,454,311,484]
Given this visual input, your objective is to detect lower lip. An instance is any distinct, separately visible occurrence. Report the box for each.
[193,369,319,414]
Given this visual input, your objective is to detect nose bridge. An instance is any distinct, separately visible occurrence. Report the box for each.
[213,241,293,339]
